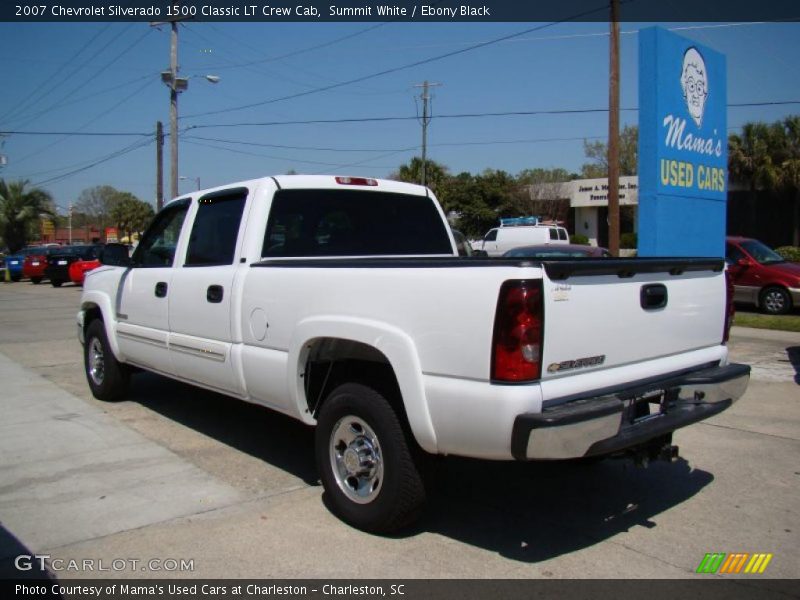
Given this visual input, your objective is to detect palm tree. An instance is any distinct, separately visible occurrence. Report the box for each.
[0,179,54,253]
[778,116,800,245]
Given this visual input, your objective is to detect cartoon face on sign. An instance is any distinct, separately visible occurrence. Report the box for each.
[680,47,708,127]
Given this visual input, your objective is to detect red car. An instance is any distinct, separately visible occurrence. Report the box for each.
[726,236,800,315]
[22,246,61,284]
[68,254,102,286]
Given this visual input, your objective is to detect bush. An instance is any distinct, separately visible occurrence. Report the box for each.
[775,246,800,262]
[570,234,590,245]
[620,232,638,249]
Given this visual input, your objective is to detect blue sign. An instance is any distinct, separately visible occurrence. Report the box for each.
[638,27,727,257]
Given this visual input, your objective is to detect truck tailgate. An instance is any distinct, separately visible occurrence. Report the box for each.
[538,258,727,385]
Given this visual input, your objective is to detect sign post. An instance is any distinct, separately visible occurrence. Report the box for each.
[638,27,727,257]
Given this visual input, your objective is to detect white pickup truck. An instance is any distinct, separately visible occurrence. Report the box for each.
[78,175,750,532]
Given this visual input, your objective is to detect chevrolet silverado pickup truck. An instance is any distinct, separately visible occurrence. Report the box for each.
[77,175,750,533]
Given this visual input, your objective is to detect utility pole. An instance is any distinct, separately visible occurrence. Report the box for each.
[169,19,179,200]
[413,80,442,187]
[607,0,621,257]
[68,204,73,245]
[156,121,164,210]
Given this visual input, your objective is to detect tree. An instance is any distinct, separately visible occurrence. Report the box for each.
[0,179,54,252]
[515,168,574,223]
[109,194,154,242]
[728,117,799,244]
[389,157,450,196]
[75,185,125,229]
[580,124,638,178]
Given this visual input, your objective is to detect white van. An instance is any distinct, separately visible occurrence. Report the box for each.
[481,224,569,256]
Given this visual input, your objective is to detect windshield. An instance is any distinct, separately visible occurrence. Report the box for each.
[741,239,785,265]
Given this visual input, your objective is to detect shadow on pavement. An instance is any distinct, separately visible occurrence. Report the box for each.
[127,371,319,486]
[0,525,55,580]
[126,372,712,563]
[412,456,713,563]
[786,346,800,384]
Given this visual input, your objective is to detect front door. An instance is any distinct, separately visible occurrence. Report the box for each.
[116,200,190,374]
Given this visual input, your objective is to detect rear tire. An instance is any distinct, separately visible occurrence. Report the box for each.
[315,382,426,533]
[31,277,42,284]
[84,319,130,401]
[51,280,63,288]
[760,286,791,315]
[10,275,21,282]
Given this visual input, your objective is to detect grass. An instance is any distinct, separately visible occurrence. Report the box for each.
[733,309,800,333]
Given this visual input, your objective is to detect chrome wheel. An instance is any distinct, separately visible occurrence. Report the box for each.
[329,415,384,504]
[762,288,790,315]
[88,337,105,386]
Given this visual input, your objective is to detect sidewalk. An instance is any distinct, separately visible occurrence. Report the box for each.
[0,353,243,570]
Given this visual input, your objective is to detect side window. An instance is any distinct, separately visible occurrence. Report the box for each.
[726,244,745,265]
[132,201,189,267]
[185,191,247,266]
[549,228,559,241]
[558,228,568,241]
[484,229,498,242]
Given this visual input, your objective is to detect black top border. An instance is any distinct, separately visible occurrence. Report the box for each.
[3,0,799,23]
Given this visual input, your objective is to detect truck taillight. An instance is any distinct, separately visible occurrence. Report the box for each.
[492,280,544,382]
[335,176,378,186]
[723,269,735,344]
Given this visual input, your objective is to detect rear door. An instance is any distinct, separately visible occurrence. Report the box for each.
[167,188,249,395]
[116,200,190,374]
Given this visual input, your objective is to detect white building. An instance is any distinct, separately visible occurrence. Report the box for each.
[569,176,638,247]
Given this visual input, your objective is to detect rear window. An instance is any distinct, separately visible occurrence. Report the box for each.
[262,189,452,257]
[549,228,559,241]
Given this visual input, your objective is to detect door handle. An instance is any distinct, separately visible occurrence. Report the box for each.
[640,284,668,310]
[207,285,224,303]
[155,281,168,298]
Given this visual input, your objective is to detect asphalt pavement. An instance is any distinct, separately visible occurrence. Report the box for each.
[0,281,798,580]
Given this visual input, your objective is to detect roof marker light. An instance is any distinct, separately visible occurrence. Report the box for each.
[335,176,378,186]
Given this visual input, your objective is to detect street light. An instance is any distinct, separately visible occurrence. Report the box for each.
[180,175,201,191]
[160,68,219,200]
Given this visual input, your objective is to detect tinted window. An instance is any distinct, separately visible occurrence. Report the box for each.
[725,243,746,264]
[262,189,452,257]
[484,229,498,242]
[186,191,247,266]
[558,228,568,241]
[549,228,559,240]
[133,201,189,267]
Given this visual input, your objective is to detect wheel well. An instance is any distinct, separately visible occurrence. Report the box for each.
[303,338,405,422]
[82,304,103,333]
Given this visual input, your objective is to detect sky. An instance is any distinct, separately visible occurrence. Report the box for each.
[0,18,799,215]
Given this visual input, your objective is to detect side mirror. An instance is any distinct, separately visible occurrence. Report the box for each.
[100,243,131,267]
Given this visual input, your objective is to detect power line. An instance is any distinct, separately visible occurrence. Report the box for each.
[32,137,154,187]
[183,4,610,120]
[4,100,799,139]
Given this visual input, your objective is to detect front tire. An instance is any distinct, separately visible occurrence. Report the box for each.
[761,286,791,315]
[315,383,426,533]
[31,277,42,284]
[51,280,63,287]
[84,319,130,401]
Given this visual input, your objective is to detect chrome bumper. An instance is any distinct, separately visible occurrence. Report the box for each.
[511,363,751,460]
[76,310,85,345]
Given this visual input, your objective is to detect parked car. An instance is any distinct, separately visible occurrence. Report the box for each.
[23,246,62,284]
[503,244,612,259]
[45,245,103,287]
[69,251,104,286]
[725,236,800,315]
[78,174,749,533]
[480,222,569,256]
[3,249,29,281]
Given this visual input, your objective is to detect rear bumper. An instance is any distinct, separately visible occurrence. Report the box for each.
[511,363,750,460]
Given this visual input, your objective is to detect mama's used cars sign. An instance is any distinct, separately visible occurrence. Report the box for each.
[638,27,727,257]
